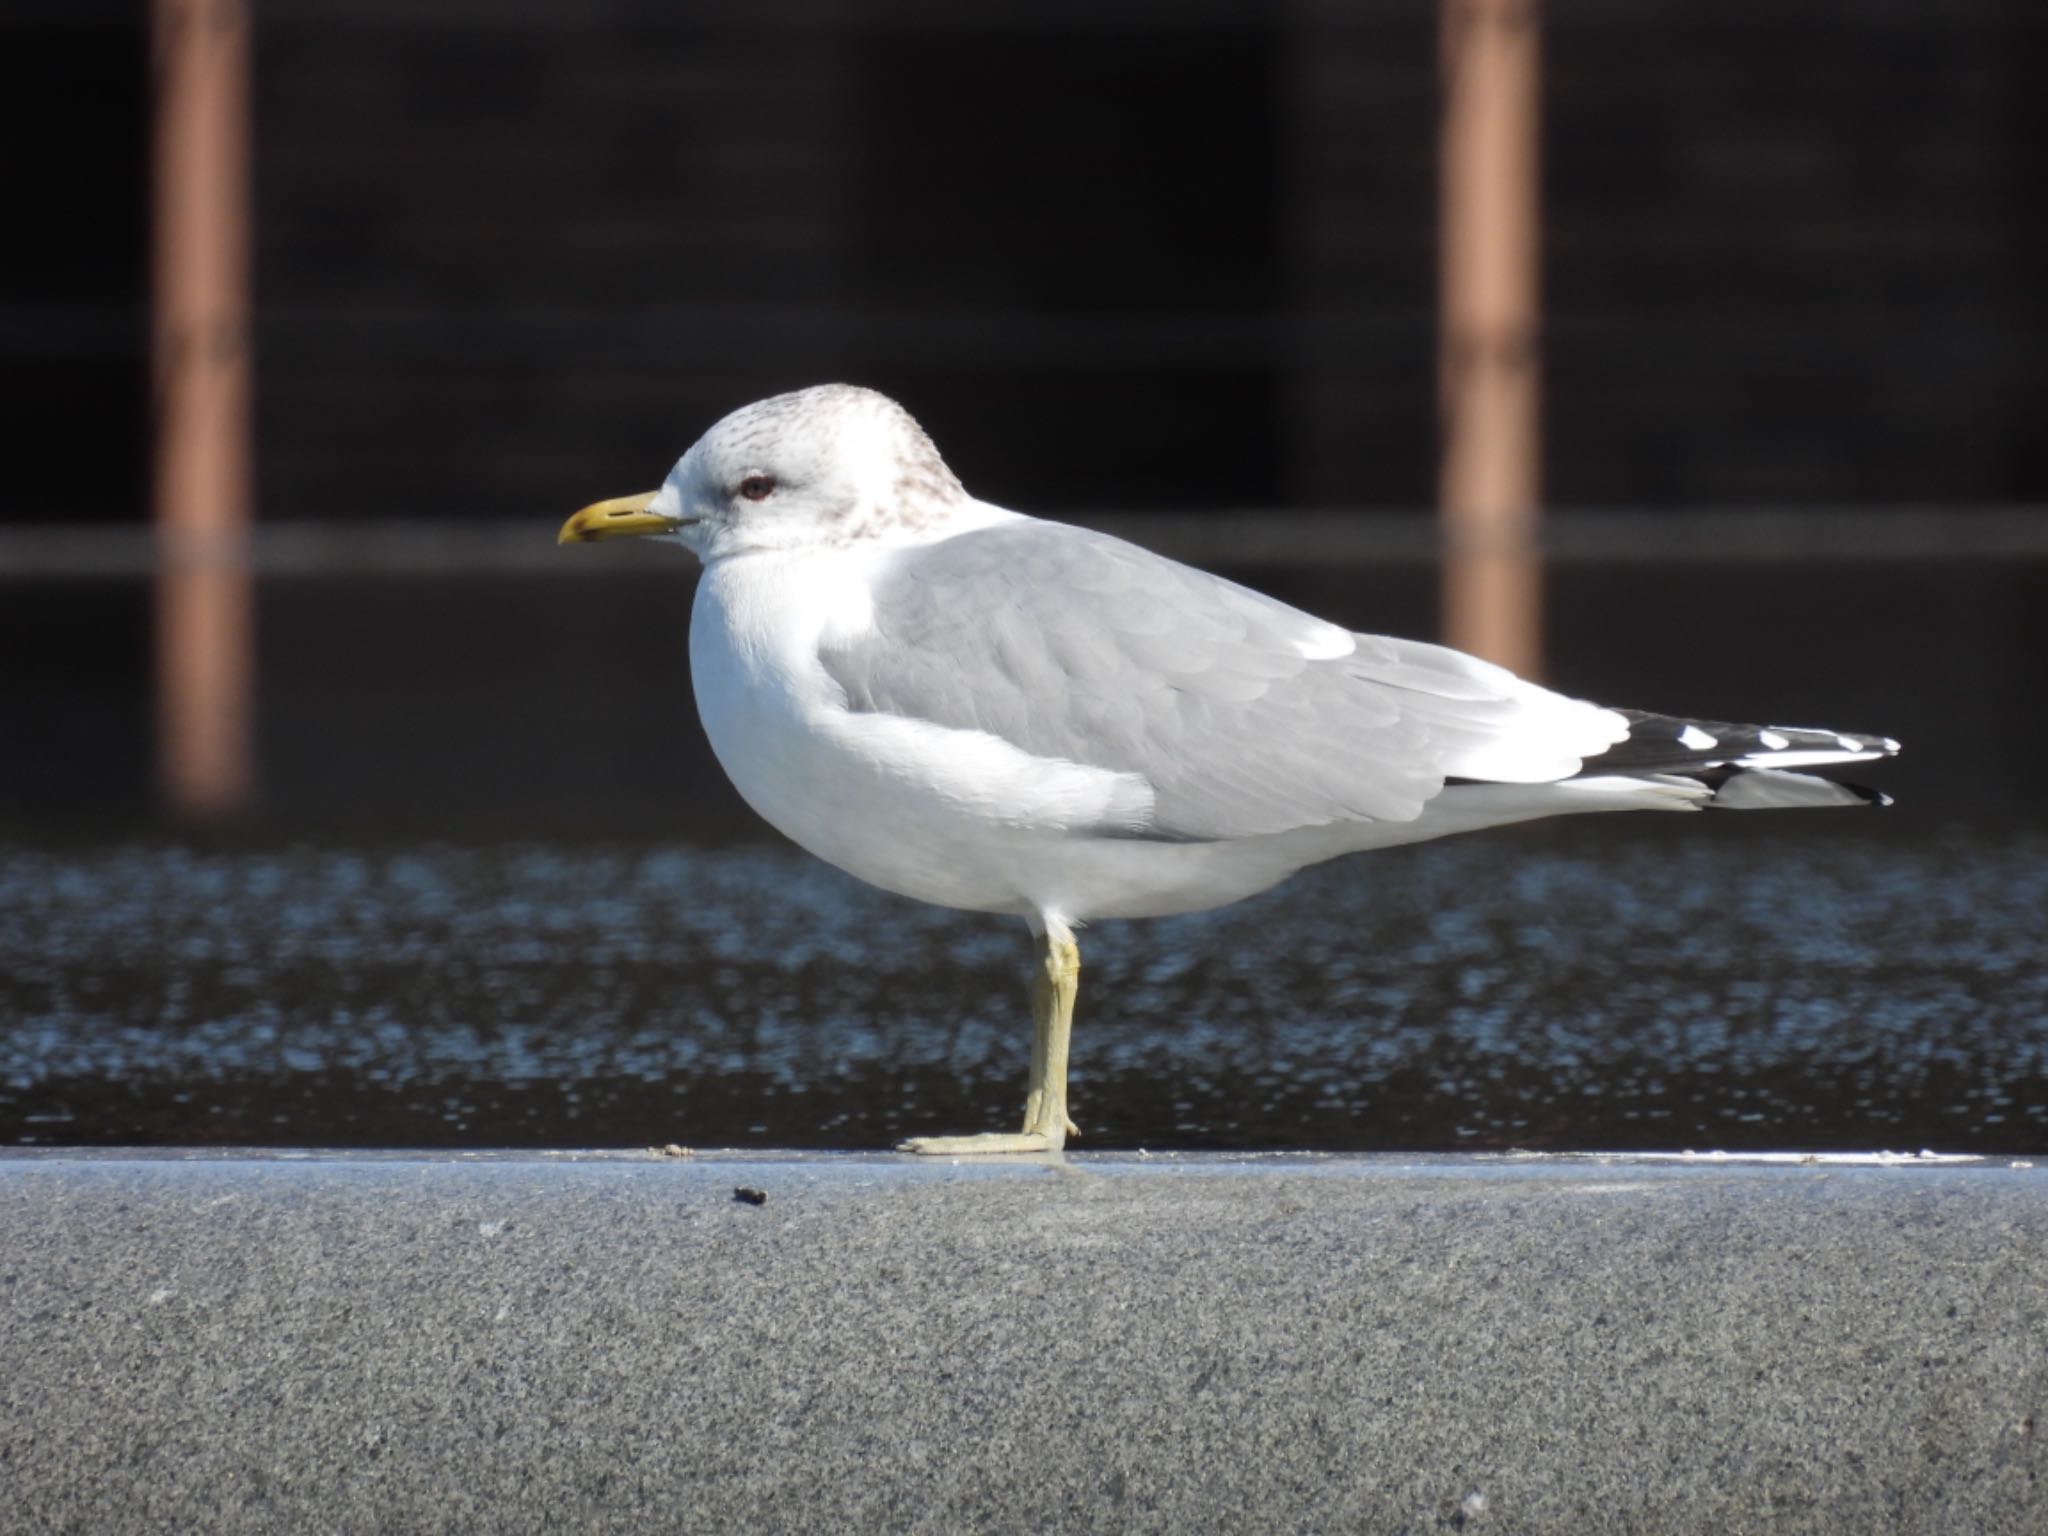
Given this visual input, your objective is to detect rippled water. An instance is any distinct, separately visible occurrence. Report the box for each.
[3,827,2043,1151]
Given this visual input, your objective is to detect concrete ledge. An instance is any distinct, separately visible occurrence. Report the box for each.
[2,1151,2043,1534]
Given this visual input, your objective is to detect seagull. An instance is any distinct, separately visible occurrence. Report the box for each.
[560,384,1898,1154]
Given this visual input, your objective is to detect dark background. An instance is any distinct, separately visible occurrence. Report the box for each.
[9,0,2048,528]
[3,0,2046,836]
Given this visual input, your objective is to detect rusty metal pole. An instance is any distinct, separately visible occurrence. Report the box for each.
[1439,0,1543,678]
[152,0,255,818]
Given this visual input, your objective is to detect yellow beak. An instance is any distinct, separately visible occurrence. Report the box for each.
[557,492,679,544]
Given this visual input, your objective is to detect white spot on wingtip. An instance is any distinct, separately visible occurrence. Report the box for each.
[1758,730,1791,750]
[1677,724,1717,751]
[1836,733,1863,752]
[1882,737,1901,753]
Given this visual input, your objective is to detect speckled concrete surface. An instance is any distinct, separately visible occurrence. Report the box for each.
[1,1152,2043,1535]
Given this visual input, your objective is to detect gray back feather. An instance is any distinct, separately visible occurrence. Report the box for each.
[818,520,1526,840]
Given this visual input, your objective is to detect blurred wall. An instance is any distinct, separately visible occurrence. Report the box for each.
[1,2,148,529]
[3,0,2046,531]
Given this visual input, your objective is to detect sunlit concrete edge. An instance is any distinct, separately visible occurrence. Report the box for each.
[2,1149,2043,1534]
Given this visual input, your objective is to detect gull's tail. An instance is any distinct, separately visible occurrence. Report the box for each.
[1576,710,1900,810]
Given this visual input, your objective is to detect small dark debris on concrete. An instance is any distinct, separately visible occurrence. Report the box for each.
[732,1187,767,1206]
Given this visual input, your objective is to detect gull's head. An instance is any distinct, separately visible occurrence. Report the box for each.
[558,384,966,560]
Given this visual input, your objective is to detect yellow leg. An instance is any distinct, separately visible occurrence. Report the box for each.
[899,929,1082,1155]
[1022,933,1081,1140]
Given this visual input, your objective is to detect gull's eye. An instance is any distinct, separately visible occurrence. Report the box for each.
[738,475,776,502]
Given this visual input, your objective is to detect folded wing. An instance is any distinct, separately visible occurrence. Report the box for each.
[818,519,1631,842]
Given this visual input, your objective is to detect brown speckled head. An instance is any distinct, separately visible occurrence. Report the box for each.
[647,384,970,559]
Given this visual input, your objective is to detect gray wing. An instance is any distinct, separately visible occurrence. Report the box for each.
[818,519,1620,841]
